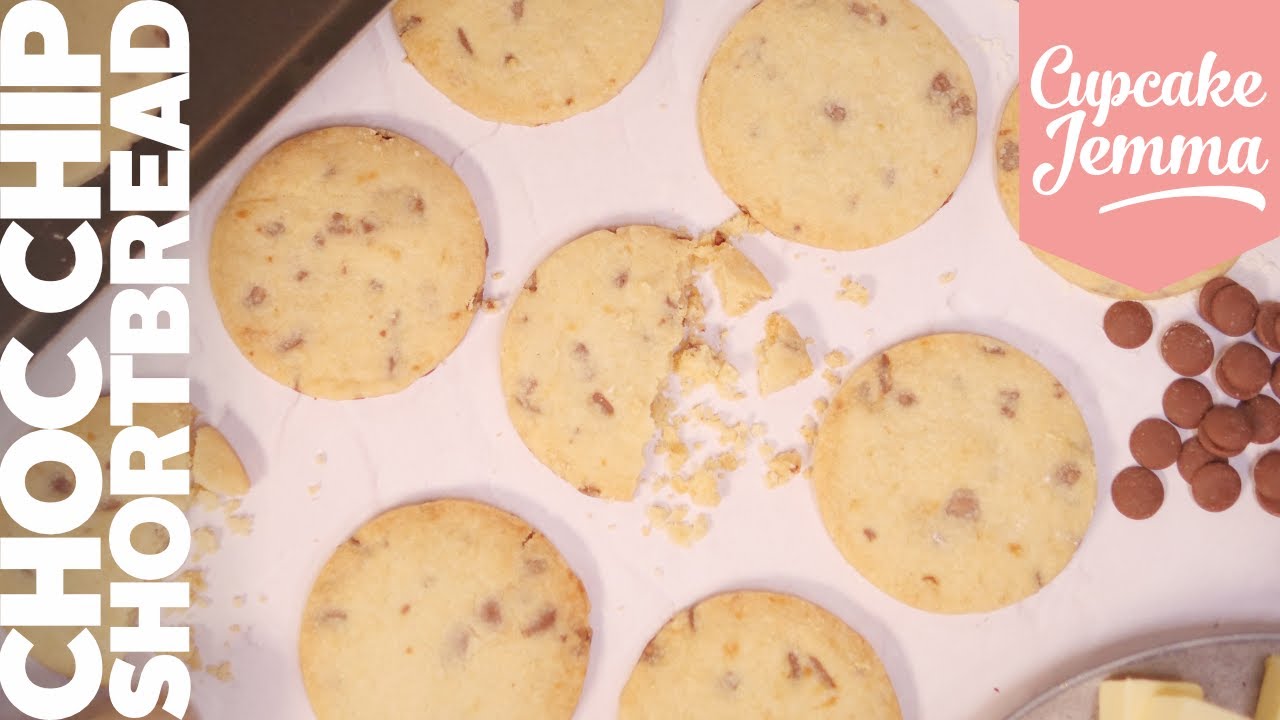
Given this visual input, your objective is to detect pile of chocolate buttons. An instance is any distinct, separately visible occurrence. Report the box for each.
[1103,277,1280,520]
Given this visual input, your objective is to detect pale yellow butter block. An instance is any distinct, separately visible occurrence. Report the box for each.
[1146,696,1248,720]
[1099,678,1204,720]
[1257,655,1280,720]
[192,425,250,496]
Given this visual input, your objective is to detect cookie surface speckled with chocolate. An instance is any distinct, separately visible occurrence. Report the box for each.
[812,333,1096,614]
[210,126,487,400]
[392,0,664,125]
[501,225,696,500]
[699,0,977,250]
[619,591,901,719]
[299,499,591,720]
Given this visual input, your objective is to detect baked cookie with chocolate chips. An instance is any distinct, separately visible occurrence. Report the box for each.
[0,397,195,684]
[812,333,1096,614]
[210,126,486,400]
[698,0,977,250]
[299,499,591,720]
[619,591,901,719]
[392,0,664,125]
[994,88,1235,298]
[501,225,697,500]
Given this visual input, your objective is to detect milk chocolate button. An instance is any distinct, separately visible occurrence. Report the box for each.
[1272,358,1280,397]
[1111,466,1164,520]
[1257,489,1280,518]
[1210,283,1259,337]
[1255,301,1280,353]
[1104,301,1153,349]
[1129,418,1181,470]
[1198,276,1236,322]
[1177,436,1216,482]
[1241,395,1280,444]
[1215,342,1270,400]
[1199,405,1252,457]
[1163,378,1212,429]
[1190,462,1241,512]
[1255,451,1280,502]
[1161,322,1214,377]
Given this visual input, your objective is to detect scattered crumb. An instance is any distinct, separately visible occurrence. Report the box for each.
[205,662,233,682]
[482,296,504,314]
[232,595,247,608]
[939,270,956,284]
[491,271,505,280]
[824,350,850,368]
[750,422,766,438]
[765,449,803,488]
[307,483,322,498]
[813,397,830,414]
[823,369,842,388]
[646,504,711,547]
[837,276,871,306]
[257,594,268,604]
[192,527,220,562]
[653,567,664,577]
[226,514,254,537]
[755,313,814,396]
[229,624,241,633]
[177,570,207,605]
[800,416,819,447]
[315,452,327,465]
[184,646,202,671]
[758,440,776,461]
[192,425,250,496]
[666,452,740,507]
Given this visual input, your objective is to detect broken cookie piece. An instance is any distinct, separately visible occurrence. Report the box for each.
[756,313,815,396]
[192,425,251,496]
[698,240,773,316]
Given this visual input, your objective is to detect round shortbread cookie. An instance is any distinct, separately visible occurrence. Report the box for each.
[619,591,901,719]
[0,397,194,683]
[994,87,1236,298]
[299,499,591,720]
[812,334,1097,614]
[210,126,486,400]
[698,0,977,250]
[501,225,695,500]
[392,0,664,125]
[0,0,168,189]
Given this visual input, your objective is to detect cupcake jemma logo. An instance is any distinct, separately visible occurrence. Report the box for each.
[1020,0,1279,293]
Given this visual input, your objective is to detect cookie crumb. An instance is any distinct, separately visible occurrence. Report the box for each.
[938,270,956,284]
[765,449,803,488]
[192,527,220,562]
[756,313,814,395]
[836,276,871,306]
[192,425,250,496]
[697,241,773,316]
[227,514,255,537]
[205,661,234,683]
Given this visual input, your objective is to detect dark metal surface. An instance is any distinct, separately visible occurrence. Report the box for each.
[0,0,390,355]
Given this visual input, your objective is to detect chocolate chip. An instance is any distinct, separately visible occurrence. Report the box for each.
[1199,405,1252,457]
[591,392,614,416]
[1258,488,1280,517]
[521,608,556,637]
[1198,276,1236,321]
[1255,451,1280,502]
[1274,359,1280,397]
[945,488,980,520]
[824,103,847,122]
[1210,284,1259,337]
[49,474,73,496]
[809,656,837,689]
[1190,462,1241,512]
[931,72,952,93]
[457,27,474,55]
[1163,379,1212,429]
[480,599,501,625]
[245,286,267,307]
[1111,466,1164,520]
[1215,342,1270,400]
[1161,322,1214,377]
[949,95,974,119]
[998,140,1019,172]
[1241,395,1280,444]
[511,0,524,20]
[1177,437,1215,482]
[863,528,877,541]
[1054,462,1082,487]
[1129,418,1181,470]
[1103,301,1153,349]
[1254,301,1280,352]
[397,15,422,35]
[259,220,285,236]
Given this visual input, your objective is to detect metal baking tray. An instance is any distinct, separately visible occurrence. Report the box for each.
[0,0,390,356]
